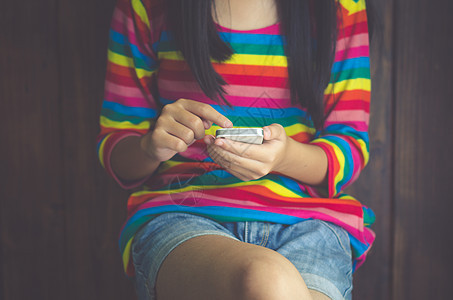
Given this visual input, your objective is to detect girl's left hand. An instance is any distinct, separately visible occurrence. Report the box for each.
[204,124,289,181]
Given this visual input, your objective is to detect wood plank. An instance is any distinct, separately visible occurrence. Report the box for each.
[0,1,67,299]
[347,0,394,299]
[56,0,135,298]
[393,0,453,299]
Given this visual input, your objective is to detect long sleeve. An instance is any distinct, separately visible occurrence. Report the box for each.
[97,0,163,189]
[310,0,370,197]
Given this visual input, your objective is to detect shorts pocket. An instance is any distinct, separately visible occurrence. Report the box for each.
[319,220,352,258]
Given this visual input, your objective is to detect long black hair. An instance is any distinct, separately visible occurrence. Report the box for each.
[165,0,372,130]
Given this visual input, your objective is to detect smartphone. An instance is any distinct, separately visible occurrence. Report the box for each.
[215,128,264,144]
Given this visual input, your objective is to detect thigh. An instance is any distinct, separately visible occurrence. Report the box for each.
[131,213,314,300]
[156,234,313,300]
[270,220,353,300]
[131,213,237,300]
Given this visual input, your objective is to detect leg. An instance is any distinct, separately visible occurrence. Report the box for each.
[309,290,331,300]
[155,235,314,300]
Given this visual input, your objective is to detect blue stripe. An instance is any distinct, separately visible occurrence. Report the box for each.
[110,29,154,67]
[118,205,303,250]
[219,32,285,46]
[102,100,157,118]
[118,206,370,272]
[317,135,354,190]
[157,30,284,46]
[324,124,369,151]
[278,175,303,195]
[159,97,308,119]
[332,57,370,73]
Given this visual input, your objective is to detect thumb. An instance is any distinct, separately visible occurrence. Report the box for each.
[263,124,285,141]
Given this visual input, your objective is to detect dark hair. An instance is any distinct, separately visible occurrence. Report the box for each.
[165,0,370,130]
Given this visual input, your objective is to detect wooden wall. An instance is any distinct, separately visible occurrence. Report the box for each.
[1,0,452,299]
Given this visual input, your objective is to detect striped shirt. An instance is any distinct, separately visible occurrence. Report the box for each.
[97,0,375,276]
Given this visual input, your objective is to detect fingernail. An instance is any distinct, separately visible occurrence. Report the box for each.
[205,137,212,145]
[263,127,271,137]
[224,120,233,128]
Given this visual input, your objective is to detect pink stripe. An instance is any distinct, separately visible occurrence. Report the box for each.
[103,131,149,190]
[106,80,152,100]
[324,121,368,132]
[159,79,290,100]
[350,150,364,181]
[159,88,294,109]
[325,110,369,125]
[336,33,369,52]
[111,7,155,57]
[223,94,293,108]
[134,195,365,240]
[104,91,156,108]
[134,189,363,213]
[335,45,369,61]
[215,22,280,35]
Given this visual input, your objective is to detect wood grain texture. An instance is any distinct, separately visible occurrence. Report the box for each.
[56,0,135,299]
[2,0,453,299]
[348,0,394,298]
[393,0,453,299]
[0,1,67,299]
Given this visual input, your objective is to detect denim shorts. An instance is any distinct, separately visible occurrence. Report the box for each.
[131,212,353,300]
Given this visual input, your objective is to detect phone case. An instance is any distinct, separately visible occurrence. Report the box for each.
[215,128,264,144]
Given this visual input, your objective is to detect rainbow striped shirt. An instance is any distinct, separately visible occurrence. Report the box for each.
[98,0,375,276]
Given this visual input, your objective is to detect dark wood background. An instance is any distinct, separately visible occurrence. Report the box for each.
[1,0,452,299]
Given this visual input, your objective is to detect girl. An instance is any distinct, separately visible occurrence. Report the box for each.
[98,0,375,299]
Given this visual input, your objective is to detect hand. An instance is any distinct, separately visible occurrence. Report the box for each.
[140,99,233,162]
[205,124,290,181]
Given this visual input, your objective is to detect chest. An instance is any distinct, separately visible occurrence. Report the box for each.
[212,0,279,31]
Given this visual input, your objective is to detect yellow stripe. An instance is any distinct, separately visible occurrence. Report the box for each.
[132,0,151,28]
[108,50,154,79]
[285,123,316,137]
[205,124,316,138]
[314,139,346,191]
[338,194,357,201]
[325,78,370,95]
[339,0,366,16]
[159,51,288,67]
[132,178,301,199]
[122,238,133,273]
[226,53,287,67]
[100,116,150,130]
[98,133,113,168]
[158,160,185,173]
[358,138,369,165]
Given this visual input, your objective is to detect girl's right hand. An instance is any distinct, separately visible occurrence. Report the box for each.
[139,99,233,162]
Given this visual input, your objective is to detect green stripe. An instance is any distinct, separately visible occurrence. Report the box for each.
[158,40,285,56]
[229,43,285,56]
[226,115,311,128]
[109,41,151,71]
[330,67,370,83]
[101,108,149,125]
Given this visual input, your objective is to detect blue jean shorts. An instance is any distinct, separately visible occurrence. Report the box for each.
[131,213,353,300]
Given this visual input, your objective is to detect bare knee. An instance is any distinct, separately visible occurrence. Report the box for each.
[233,251,311,300]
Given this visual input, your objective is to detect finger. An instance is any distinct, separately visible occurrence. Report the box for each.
[180,99,233,128]
[202,119,212,130]
[207,145,252,180]
[165,120,196,145]
[214,138,258,159]
[204,134,215,145]
[171,109,207,140]
[208,143,264,178]
[153,128,189,154]
[263,123,285,141]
